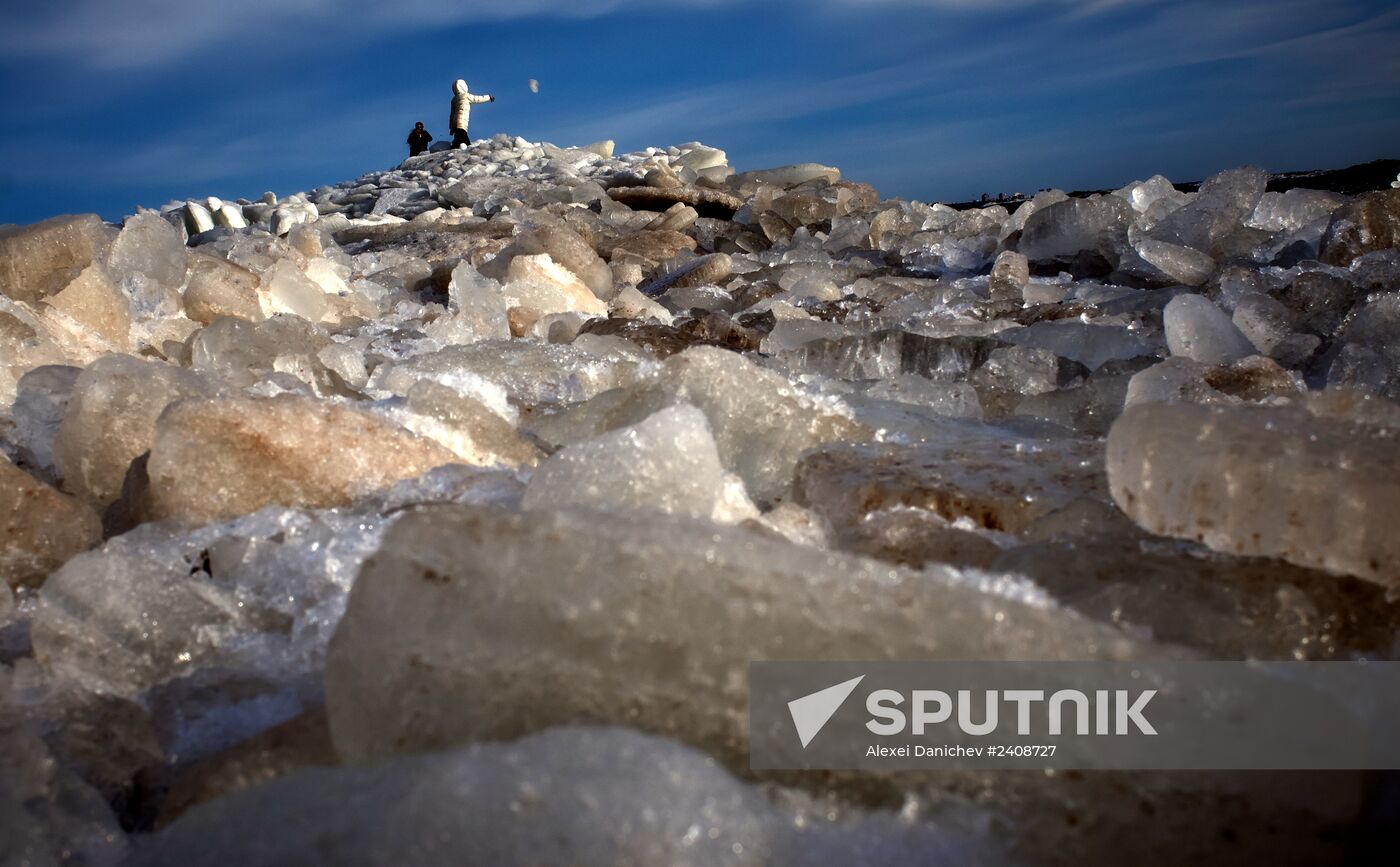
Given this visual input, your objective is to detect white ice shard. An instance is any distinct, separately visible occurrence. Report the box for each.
[483,222,614,300]
[1017,195,1129,262]
[581,139,613,157]
[368,338,645,408]
[445,261,510,341]
[30,468,522,706]
[213,203,249,230]
[106,213,187,318]
[1006,189,1068,233]
[1163,294,1255,365]
[673,145,727,172]
[189,314,330,390]
[182,201,216,235]
[395,380,542,468]
[1148,166,1267,254]
[1249,188,1345,232]
[269,202,318,236]
[760,318,852,354]
[854,375,983,420]
[525,346,869,504]
[607,284,673,323]
[1115,174,1188,219]
[522,403,757,523]
[1133,237,1215,286]
[261,259,330,323]
[499,253,606,332]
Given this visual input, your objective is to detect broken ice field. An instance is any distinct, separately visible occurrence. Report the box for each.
[1,136,1399,865]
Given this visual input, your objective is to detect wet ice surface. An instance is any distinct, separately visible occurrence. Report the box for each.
[1,137,1399,865]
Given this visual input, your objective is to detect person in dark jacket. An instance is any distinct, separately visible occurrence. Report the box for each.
[407,122,433,157]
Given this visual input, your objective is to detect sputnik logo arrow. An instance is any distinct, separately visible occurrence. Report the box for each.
[788,675,865,748]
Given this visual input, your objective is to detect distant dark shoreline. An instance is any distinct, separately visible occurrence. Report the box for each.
[946,157,1400,211]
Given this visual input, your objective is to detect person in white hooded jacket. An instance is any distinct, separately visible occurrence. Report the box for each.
[450,79,495,147]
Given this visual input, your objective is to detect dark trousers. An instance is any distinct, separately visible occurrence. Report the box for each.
[452,128,471,147]
[409,144,427,156]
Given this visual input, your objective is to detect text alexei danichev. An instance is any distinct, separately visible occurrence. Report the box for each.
[866,744,1058,758]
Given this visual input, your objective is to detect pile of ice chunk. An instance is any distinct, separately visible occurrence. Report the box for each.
[1,136,1398,865]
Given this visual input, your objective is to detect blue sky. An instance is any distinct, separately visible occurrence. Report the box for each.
[1,0,1397,224]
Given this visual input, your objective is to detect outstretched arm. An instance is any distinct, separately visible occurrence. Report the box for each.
[468,92,494,105]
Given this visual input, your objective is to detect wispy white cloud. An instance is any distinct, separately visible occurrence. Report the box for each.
[0,0,1161,70]
[0,1,701,69]
[539,56,957,146]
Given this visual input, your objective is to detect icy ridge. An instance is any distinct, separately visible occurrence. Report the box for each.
[0,136,1398,866]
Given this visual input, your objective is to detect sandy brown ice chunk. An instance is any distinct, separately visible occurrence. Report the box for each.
[1320,188,1400,266]
[1106,399,1400,586]
[0,214,115,304]
[794,433,1106,537]
[44,263,131,349]
[0,455,101,588]
[53,353,221,507]
[183,255,263,324]
[147,394,458,523]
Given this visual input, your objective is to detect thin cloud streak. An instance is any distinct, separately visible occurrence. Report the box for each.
[0,0,1167,70]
